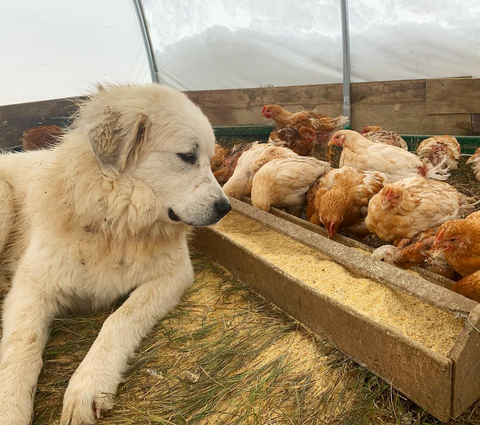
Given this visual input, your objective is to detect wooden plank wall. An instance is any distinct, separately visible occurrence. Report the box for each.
[1,77,479,149]
[187,77,480,136]
[0,97,80,149]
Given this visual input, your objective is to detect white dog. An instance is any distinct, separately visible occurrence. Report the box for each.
[0,84,231,424]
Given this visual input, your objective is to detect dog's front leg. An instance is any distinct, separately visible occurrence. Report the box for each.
[60,264,194,425]
[0,272,59,425]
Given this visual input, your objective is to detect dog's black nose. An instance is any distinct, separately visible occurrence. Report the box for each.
[215,199,232,217]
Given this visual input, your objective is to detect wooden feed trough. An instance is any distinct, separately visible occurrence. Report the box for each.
[191,198,480,423]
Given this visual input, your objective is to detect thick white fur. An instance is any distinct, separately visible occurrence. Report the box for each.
[0,84,230,425]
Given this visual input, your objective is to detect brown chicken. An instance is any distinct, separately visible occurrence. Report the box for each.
[261,104,347,144]
[466,147,480,181]
[309,166,387,239]
[365,176,474,243]
[327,130,449,182]
[416,135,461,170]
[251,157,331,216]
[222,143,297,199]
[22,125,63,151]
[371,229,458,279]
[466,210,480,221]
[433,219,480,277]
[268,126,316,156]
[451,270,480,302]
[360,125,408,150]
[213,142,255,185]
[210,143,231,172]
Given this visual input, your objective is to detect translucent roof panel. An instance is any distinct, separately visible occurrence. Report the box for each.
[143,0,343,91]
[0,0,152,106]
[144,0,480,91]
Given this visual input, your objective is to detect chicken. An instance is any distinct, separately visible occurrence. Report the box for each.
[223,143,297,200]
[305,177,324,222]
[22,125,63,151]
[309,166,386,239]
[451,270,480,302]
[466,210,480,221]
[433,218,480,277]
[365,176,474,243]
[371,229,458,279]
[268,126,316,156]
[213,142,255,185]
[211,143,231,172]
[416,135,461,170]
[261,104,347,144]
[466,147,480,181]
[327,130,449,182]
[251,157,331,216]
[360,125,408,150]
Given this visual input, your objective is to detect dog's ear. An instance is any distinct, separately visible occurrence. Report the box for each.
[89,108,148,174]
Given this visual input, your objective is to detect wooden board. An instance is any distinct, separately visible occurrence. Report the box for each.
[0,96,80,149]
[449,304,480,418]
[427,78,480,114]
[186,79,475,135]
[351,102,472,135]
[191,226,454,422]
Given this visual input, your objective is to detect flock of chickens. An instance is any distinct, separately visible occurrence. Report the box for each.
[211,104,480,303]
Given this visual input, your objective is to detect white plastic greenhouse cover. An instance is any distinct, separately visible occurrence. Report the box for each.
[0,0,152,106]
[143,0,480,91]
[2,0,479,106]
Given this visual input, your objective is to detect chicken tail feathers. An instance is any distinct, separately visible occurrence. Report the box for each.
[423,157,450,181]
[334,115,349,130]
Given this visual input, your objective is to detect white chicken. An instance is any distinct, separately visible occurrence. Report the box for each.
[222,143,297,200]
[365,176,474,242]
[327,130,449,182]
[416,135,461,170]
[251,157,331,216]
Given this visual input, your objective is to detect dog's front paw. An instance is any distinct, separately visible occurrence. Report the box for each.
[60,373,116,425]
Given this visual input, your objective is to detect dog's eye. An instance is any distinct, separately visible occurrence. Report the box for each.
[177,153,196,164]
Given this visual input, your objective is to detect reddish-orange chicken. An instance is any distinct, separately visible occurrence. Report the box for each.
[372,229,458,279]
[213,142,256,185]
[210,143,231,172]
[261,104,347,144]
[433,219,480,277]
[22,125,63,151]
[451,270,480,302]
[268,126,316,156]
[309,166,386,239]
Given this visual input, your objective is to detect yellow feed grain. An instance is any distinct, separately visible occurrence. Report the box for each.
[214,212,464,355]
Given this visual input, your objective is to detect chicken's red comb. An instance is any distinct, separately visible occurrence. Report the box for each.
[329,221,335,237]
[261,105,267,115]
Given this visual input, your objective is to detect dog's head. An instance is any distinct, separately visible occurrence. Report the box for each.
[80,84,231,227]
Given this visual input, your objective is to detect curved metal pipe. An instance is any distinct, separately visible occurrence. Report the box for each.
[133,0,160,84]
[340,0,351,129]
